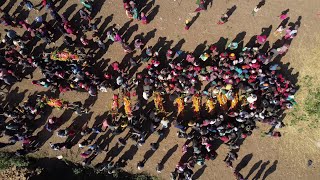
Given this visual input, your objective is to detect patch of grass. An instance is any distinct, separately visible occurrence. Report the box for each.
[260,132,266,137]
[0,152,30,170]
[302,75,313,87]
[305,88,320,118]
[288,76,320,128]
[288,105,308,126]
[297,128,304,133]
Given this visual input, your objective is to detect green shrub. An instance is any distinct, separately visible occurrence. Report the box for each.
[72,167,83,175]
[134,173,159,180]
[0,152,30,170]
[134,174,149,180]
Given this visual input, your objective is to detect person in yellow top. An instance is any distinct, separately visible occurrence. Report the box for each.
[174,97,184,116]
[46,98,65,108]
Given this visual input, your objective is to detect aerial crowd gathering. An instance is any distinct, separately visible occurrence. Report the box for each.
[0,0,300,180]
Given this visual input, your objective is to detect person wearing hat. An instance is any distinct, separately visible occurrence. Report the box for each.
[186,53,195,63]
[247,94,258,104]
[229,53,236,60]
[200,52,209,61]
[256,35,267,45]
[185,19,191,30]
[228,42,239,50]
[217,13,229,25]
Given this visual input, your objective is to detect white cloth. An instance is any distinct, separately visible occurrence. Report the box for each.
[143,91,149,100]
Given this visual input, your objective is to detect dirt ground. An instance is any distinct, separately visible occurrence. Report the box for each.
[1,0,320,179]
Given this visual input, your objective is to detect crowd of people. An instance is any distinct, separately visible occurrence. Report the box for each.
[0,0,299,180]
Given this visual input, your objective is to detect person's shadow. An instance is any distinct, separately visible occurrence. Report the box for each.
[63,4,77,20]
[226,5,237,17]
[147,5,160,23]
[245,160,262,179]
[252,161,270,180]
[262,160,278,180]
[235,153,253,172]
[158,144,178,167]
[256,0,266,8]
[188,12,200,29]
[192,165,207,179]
[204,0,214,9]
[261,25,273,38]
[117,144,139,167]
